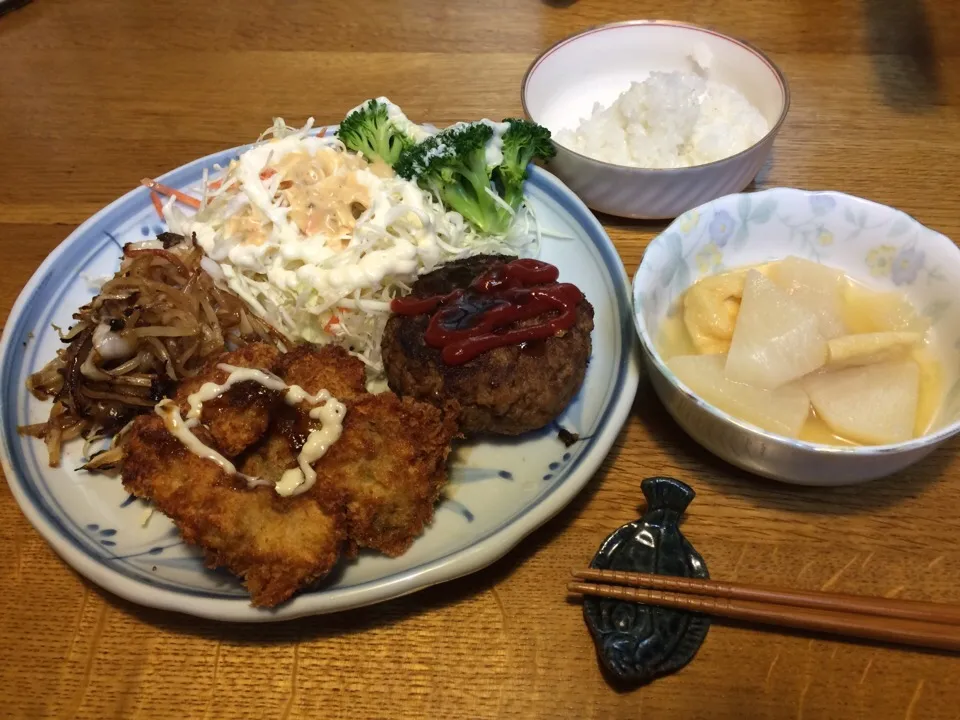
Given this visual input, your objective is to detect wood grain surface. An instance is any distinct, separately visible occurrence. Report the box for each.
[3,1,960,718]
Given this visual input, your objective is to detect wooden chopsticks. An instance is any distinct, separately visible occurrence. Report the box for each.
[569,569,960,652]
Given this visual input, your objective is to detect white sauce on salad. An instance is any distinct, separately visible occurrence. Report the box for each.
[483,119,510,167]
[446,119,510,166]
[158,363,346,497]
[163,115,536,381]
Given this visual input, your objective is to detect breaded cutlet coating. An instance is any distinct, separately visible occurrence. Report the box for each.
[123,344,460,606]
[174,343,282,457]
[313,393,460,557]
[122,414,347,607]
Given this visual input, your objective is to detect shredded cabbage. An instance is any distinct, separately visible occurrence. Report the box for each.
[165,117,539,382]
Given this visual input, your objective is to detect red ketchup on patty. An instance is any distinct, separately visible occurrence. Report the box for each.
[390,259,583,365]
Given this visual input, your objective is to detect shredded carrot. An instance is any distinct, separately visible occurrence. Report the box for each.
[323,306,349,333]
[207,178,223,191]
[260,168,276,180]
[149,190,164,218]
[140,178,201,209]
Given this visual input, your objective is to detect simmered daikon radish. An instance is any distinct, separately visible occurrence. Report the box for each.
[668,354,810,437]
[656,256,945,447]
[725,271,828,389]
[768,256,846,338]
[842,283,930,334]
[804,361,920,444]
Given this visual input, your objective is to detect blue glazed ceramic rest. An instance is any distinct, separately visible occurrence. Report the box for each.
[583,476,710,686]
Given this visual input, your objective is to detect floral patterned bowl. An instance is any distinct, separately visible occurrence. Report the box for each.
[633,187,960,485]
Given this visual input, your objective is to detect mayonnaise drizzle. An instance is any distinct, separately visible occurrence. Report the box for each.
[163,114,537,380]
[154,400,268,488]
[275,393,345,496]
[157,364,347,497]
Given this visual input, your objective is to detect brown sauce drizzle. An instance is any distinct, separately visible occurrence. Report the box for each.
[273,404,313,453]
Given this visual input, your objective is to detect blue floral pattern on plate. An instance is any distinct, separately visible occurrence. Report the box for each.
[0,148,639,621]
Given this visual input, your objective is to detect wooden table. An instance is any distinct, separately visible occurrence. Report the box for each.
[2,1,960,718]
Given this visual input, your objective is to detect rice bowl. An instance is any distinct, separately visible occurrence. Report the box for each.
[555,68,770,169]
[522,20,790,219]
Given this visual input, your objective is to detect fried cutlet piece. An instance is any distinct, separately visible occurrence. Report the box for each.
[122,413,347,607]
[238,408,307,486]
[283,346,460,554]
[313,393,459,556]
[124,343,459,605]
[276,344,368,400]
[381,254,594,435]
[241,345,460,556]
[238,344,370,487]
[174,343,282,457]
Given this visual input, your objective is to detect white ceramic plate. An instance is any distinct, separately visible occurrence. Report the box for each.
[0,141,639,621]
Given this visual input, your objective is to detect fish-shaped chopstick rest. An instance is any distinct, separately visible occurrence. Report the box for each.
[583,476,710,686]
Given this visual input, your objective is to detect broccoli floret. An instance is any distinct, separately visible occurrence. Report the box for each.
[495,118,556,209]
[396,122,514,235]
[337,99,415,166]
[395,118,556,235]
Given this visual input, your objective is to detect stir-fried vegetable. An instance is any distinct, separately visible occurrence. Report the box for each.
[19,233,285,467]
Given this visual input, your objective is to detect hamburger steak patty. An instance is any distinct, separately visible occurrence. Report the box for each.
[380,254,594,435]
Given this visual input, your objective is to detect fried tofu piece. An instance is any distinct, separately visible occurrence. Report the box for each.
[174,343,282,457]
[122,414,346,607]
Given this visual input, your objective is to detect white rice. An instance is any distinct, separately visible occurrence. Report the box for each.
[555,71,770,169]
